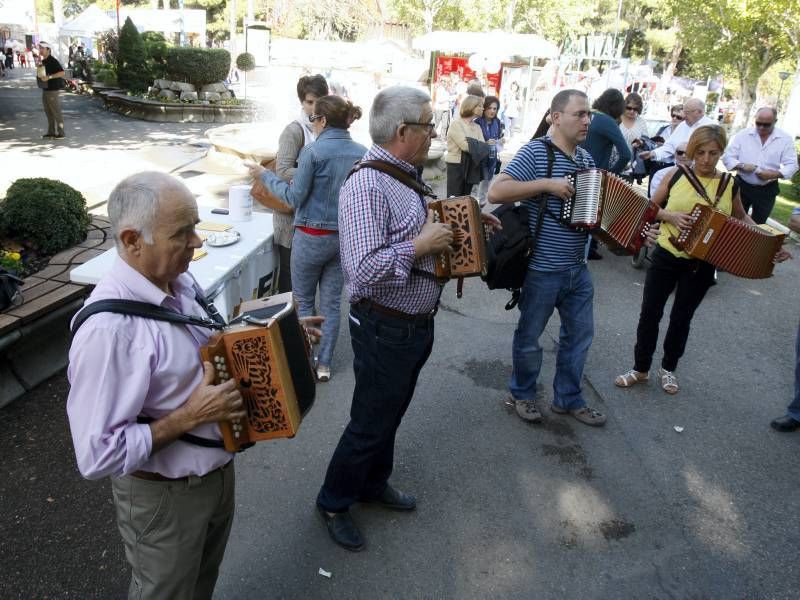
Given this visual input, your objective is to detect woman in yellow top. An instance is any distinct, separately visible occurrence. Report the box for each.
[614,125,789,394]
[445,94,486,197]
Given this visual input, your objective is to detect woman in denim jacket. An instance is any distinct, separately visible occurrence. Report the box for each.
[249,96,367,381]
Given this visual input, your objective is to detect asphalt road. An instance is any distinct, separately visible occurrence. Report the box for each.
[2,69,800,599]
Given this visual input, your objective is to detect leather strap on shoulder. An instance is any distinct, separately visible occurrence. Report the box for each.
[347,159,437,199]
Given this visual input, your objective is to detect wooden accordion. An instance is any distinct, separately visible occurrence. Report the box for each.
[560,169,659,254]
[429,196,488,280]
[669,203,785,279]
[200,292,316,451]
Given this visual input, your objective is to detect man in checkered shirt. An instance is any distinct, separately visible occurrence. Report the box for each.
[315,86,455,551]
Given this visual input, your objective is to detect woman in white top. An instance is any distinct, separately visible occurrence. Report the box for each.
[610,92,649,175]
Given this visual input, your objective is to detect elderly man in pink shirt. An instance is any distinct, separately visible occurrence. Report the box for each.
[67,172,247,600]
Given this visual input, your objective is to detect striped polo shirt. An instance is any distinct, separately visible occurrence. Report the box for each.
[503,137,594,271]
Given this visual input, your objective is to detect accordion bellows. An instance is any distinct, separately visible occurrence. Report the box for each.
[200,293,316,451]
[670,203,785,279]
[429,196,488,279]
[561,169,659,254]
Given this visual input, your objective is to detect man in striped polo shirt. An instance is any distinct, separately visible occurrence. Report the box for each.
[316,86,455,551]
[489,89,607,427]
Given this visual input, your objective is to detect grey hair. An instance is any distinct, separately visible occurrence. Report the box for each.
[107,172,175,248]
[684,98,705,112]
[369,86,431,144]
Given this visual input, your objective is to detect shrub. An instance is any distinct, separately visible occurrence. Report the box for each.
[142,31,169,80]
[0,179,91,254]
[166,47,230,88]
[236,52,256,72]
[117,17,151,92]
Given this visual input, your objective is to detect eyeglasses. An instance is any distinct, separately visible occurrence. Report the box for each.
[625,106,641,113]
[671,114,684,120]
[755,121,775,128]
[403,121,436,133]
[309,114,324,122]
[676,150,686,156]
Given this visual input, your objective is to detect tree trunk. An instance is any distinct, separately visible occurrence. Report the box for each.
[504,0,517,33]
[733,72,758,131]
[657,38,682,99]
[229,0,238,57]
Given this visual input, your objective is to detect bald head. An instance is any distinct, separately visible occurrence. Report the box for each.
[108,172,194,249]
[682,98,705,125]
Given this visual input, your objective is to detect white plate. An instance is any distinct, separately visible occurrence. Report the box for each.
[205,230,241,247]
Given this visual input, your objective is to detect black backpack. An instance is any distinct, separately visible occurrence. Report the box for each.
[482,140,555,309]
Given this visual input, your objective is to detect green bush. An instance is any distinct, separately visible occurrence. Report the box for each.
[142,31,169,80]
[236,52,256,72]
[94,64,118,86]
[0,179,91,254]
[166,47,230,88]
[117,17,151,92]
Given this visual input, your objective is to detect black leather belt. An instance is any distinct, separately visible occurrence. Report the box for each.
[355,299,436,322]
[131,460,232,483]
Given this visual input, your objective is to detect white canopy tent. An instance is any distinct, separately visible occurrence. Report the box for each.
[413,30,560,133]
[57,5,116,62]
[412,30,559,60]
[59,5,115,37]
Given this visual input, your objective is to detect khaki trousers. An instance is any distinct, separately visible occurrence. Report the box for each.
[111,461,235,600]
[42,90,64,136]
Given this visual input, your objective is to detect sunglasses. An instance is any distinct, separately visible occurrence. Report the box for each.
[676,150,686,156]
[309,114,324,122]
[671,114,684,120]
[625,106,641,113]
[755,121,774,128]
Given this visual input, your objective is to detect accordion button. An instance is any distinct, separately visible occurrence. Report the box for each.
[234,432,240,438]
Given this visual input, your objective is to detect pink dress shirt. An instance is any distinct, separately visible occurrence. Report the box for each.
[67,258,232,480]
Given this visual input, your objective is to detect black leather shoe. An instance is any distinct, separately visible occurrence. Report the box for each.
[317,507,364,551]
[363,485,416,511]
[770,415,800,432]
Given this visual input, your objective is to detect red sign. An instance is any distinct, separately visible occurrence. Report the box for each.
[435,56,502,95]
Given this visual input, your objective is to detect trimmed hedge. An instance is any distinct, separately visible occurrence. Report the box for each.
[0,179,90,254]
[236,52,256,72]
[166,47,230,88]
[117,17,151,92]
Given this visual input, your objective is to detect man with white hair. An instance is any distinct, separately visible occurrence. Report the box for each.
[36,41,65,139]
[640,98,715,164]
[722,107,798,224]
[649,141,690,194]
[67,172,247,599]
[315,86,455,551]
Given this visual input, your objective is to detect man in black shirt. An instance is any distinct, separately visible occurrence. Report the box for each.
[37,42,65,139]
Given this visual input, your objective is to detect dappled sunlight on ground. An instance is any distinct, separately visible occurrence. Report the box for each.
[683,466,748,558]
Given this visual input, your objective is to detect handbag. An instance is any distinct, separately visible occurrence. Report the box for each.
[250,158,293,215]
[0,268,23,311]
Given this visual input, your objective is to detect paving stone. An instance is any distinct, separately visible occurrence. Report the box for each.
[31,263,70,281]
[7,284,86,323]
[18,279,62,302]
[76,238,106,250]
[0,313,21,336]
[21,276,47,292]
[84,229,107,241]
[48,246,90,265]
[98,239,115,250]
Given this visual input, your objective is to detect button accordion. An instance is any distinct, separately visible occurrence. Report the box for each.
[669,203,785,279]
[200,292,316,451]
[429,195,488,280]
[560,169,659,253]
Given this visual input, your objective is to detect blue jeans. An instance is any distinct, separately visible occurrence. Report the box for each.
[510,265,594,411]
[290,229,343,367]
[787,323,800,421]
[317,302,434,512]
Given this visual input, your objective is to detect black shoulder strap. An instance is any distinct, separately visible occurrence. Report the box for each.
[680,164,712,203]
[662,166,685,210]
[70,298,225,340]
[507,140,556,310]
[347,159,437,199]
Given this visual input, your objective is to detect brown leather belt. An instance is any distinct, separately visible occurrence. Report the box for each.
[355,299,435,322]
[131,460,232,483]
